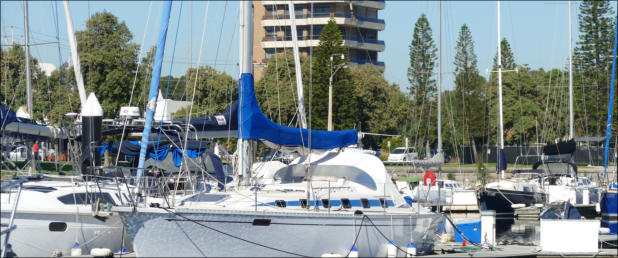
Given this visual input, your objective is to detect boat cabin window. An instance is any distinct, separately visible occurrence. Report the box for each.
[361,198,370,208]
[321,199,331,208]
[275,200,287,208]
[379,198,388,208]
[341,198,351,209]
[57,192,116,205]
[300,199,309,208]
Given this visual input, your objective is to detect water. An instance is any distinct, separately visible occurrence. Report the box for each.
[495,217,540,246]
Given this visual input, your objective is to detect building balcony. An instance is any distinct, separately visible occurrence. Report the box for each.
[261,34,384,52]
[261,0,385,10]
[349,58,384,67]
[261,13,385,31]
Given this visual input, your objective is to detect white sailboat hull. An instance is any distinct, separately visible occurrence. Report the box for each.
[1,212,125,257]
[119,207,443,257]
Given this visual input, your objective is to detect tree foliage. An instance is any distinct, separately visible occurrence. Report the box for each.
[407,14,437,149]
[453,24,486,148]
[574,0,616,137]
[311,18,356,130]
[75,11,139,117]
[255,50,311,126]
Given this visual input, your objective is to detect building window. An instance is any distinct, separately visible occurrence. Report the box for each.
[265,48,276,59]
[265,27,276,38]
[313,4,330,17]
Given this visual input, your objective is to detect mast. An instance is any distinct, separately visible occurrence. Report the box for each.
[437,0,442,154]
[497,1,505,179]
[288,1,308,129]
[568,1,574,139]
[62,1,88,108]
[237,1,254,186]
[23,0,35,174]
[135,1,173,186]
[603,10,618,182]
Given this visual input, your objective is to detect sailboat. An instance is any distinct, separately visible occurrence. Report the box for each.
[1,2,132,256]
[113,2,444,257]
[396,2,478,213]
[479,2,602,216]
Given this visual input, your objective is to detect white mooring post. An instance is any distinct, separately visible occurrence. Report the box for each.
[481,210,496,247]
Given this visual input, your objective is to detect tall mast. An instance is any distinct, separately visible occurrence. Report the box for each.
[63,1,88,108]
[568,1,574,139]
[497,1,505,179]
[135,1,173,186]
[437,0,442,154]
[23,0,35,174]
[237,1,254,186]
[23,0,32,120]
[288,1,308,130]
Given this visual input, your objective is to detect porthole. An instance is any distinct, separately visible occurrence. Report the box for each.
[49,222,67,232]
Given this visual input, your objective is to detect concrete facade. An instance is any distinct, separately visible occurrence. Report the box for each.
[253,0,385,80]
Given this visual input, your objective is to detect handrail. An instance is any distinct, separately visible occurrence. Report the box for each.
[0,178,27,191]
[1,178,24,257]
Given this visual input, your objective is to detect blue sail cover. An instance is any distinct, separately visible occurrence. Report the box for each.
[238,73,357,149]
[172,101,238,131]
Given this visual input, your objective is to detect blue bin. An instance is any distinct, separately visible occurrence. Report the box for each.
[453,219,481,243]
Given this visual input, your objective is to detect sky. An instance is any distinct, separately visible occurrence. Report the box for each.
[1,1,616,93]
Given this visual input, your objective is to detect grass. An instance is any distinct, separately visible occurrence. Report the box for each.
[2,161,74,175]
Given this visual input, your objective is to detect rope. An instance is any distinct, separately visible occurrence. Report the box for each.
[159,207,310,257]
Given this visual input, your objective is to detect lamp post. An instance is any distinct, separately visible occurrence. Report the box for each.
[328,53,345,131]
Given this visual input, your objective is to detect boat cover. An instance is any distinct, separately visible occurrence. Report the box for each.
[543,139,576,155]
[172,101,238,131]
[117,140,209,167]
[238,73,357,151]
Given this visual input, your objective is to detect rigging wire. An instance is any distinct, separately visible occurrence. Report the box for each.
[113,1,154,167]
[155,1,184,157]
[206,1,228,117]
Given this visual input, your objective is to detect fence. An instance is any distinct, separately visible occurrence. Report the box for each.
[459,145,616,166]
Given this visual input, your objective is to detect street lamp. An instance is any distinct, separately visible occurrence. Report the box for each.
[328,53,346,131]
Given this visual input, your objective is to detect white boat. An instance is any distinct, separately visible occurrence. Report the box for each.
[113,2,444,257]
[117,151,443,257]
[400,178,479,212]
[1,178,132,257]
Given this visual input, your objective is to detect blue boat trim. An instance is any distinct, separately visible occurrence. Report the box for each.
[254,199,395,208]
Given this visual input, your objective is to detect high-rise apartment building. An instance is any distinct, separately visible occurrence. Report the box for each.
[253,0,385,80]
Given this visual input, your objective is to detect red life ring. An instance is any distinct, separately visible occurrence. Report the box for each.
[424,171,436,186]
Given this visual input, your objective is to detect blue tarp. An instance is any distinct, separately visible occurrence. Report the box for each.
[117,139,208,167]
[173,148,206,167]
[238,73,358,149]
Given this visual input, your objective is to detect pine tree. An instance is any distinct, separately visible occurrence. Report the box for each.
[574,0,616,137]
[453,24,485,153]
[407,14,437,149]
[311,18,355,130]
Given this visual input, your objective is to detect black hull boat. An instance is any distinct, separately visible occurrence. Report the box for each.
[479,188,547,215]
